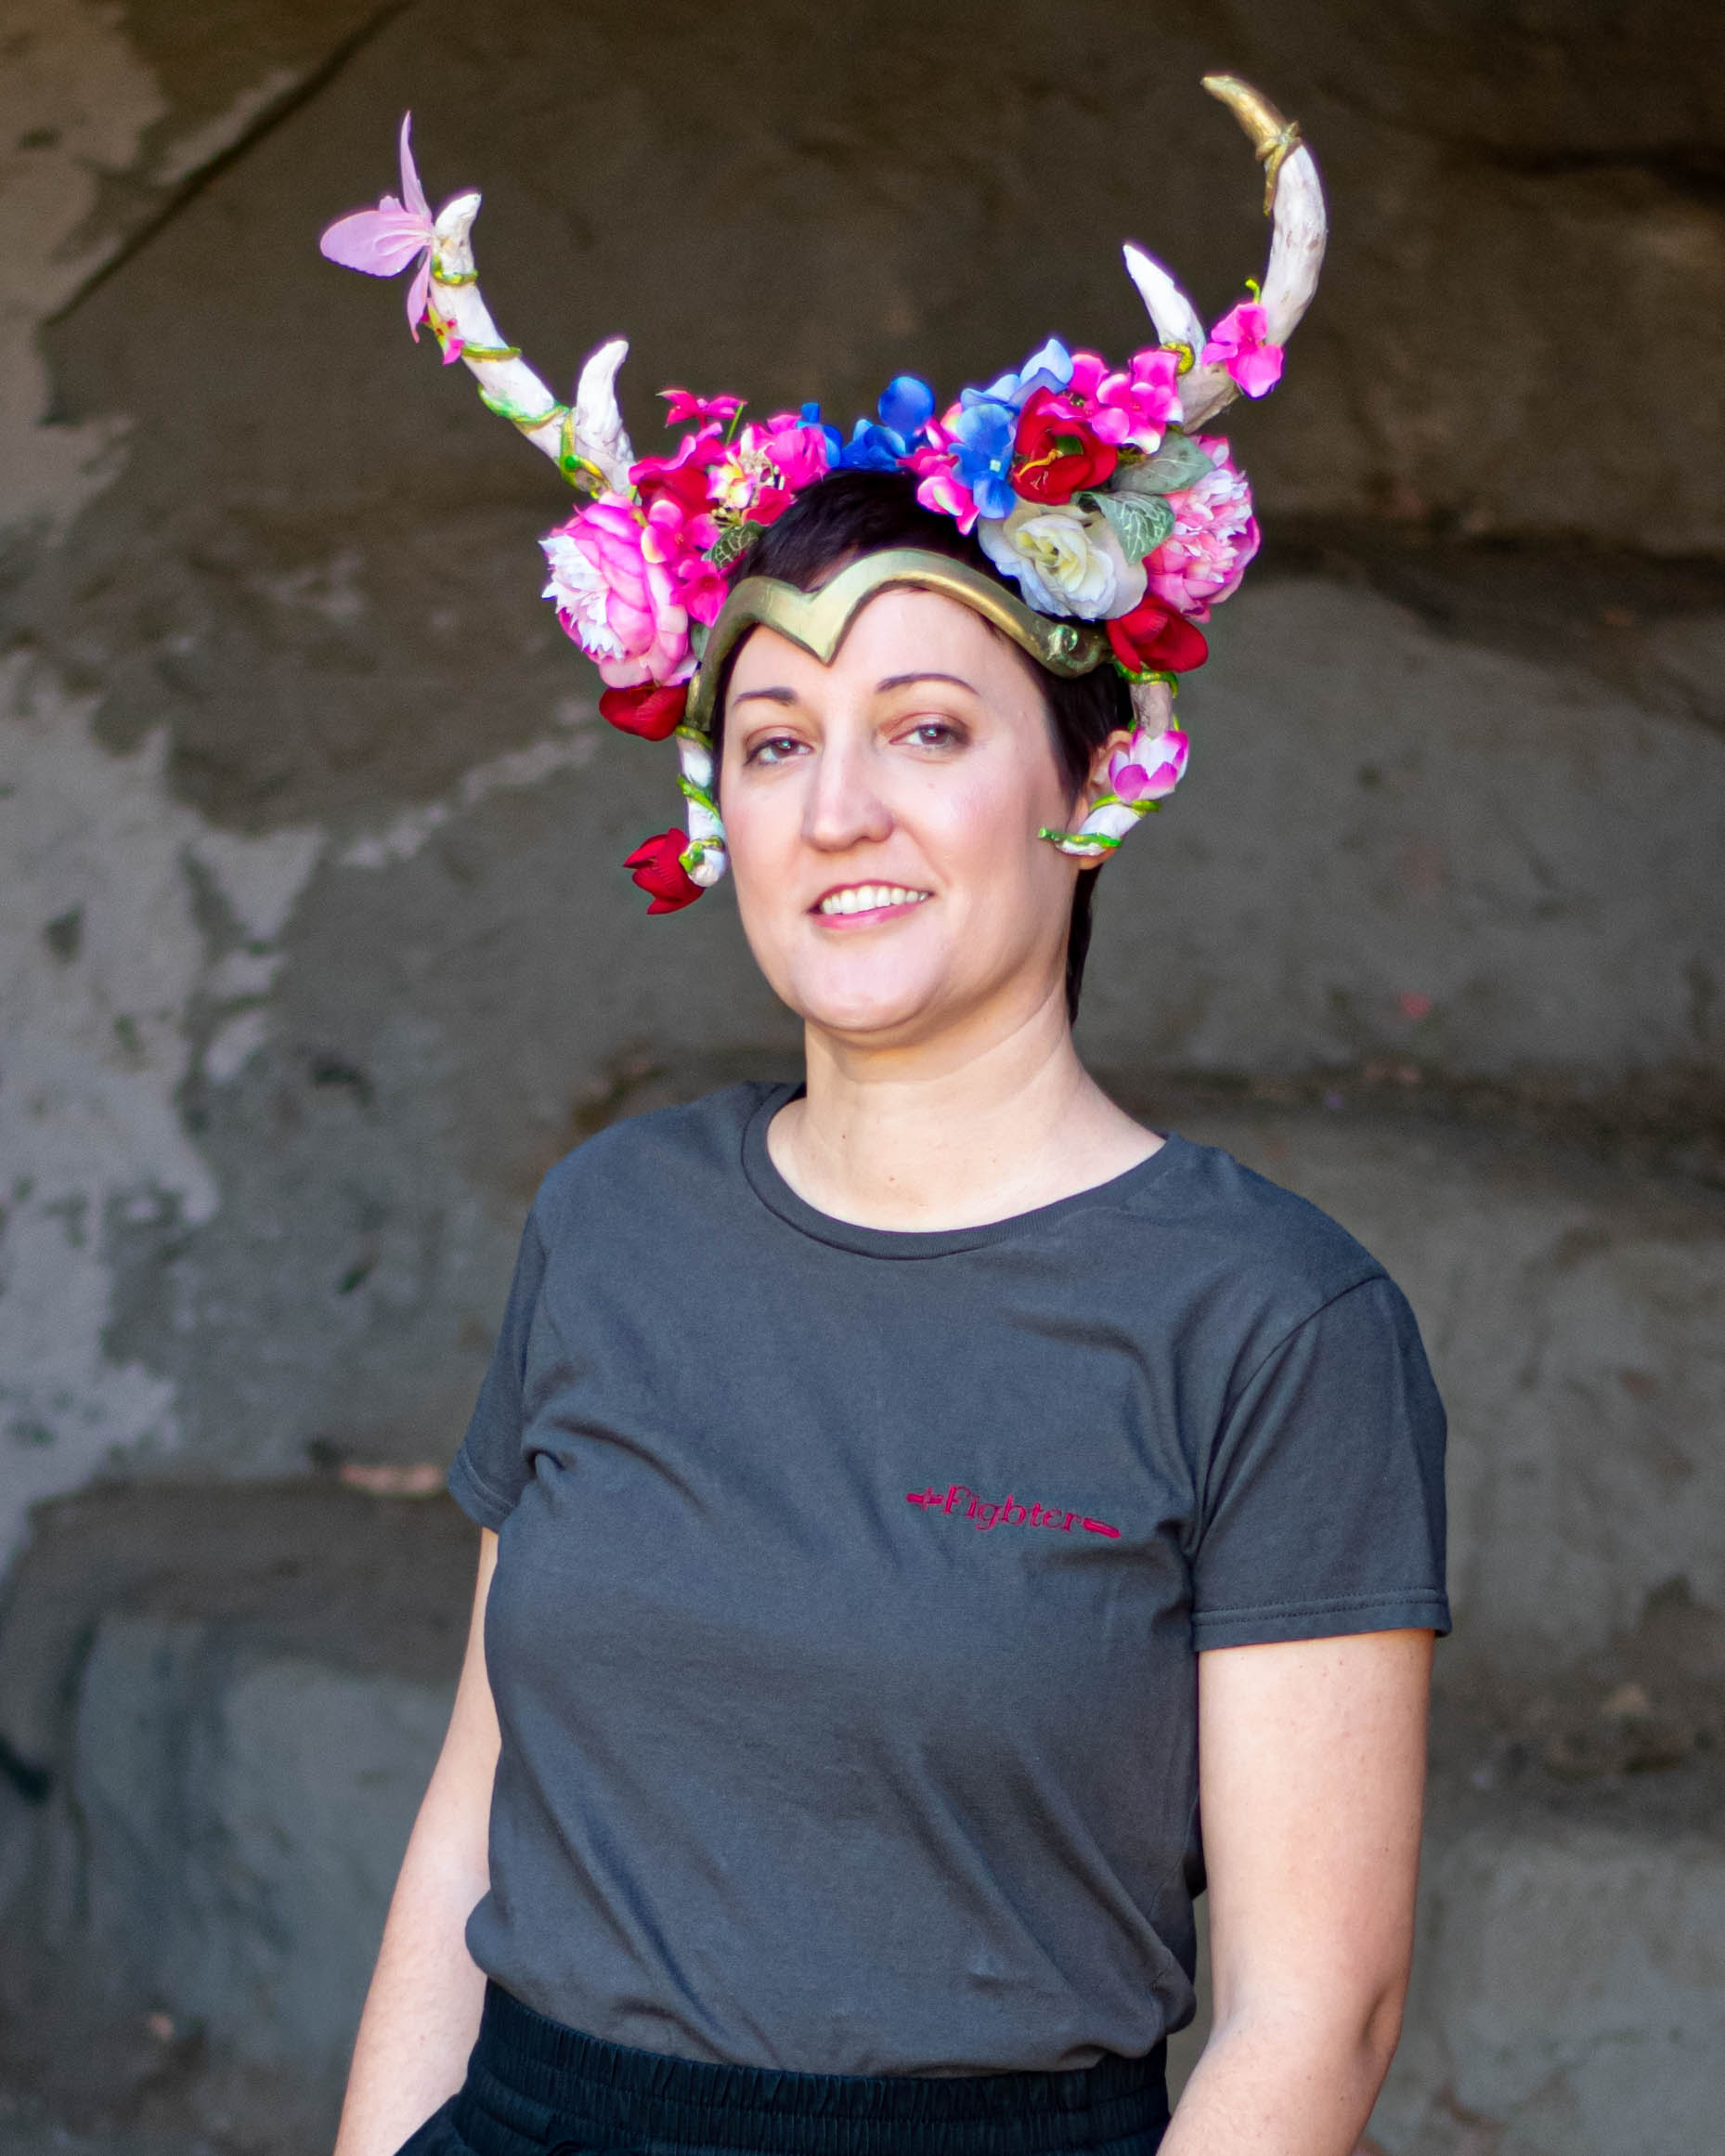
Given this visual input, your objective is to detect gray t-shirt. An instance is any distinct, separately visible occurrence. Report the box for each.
[450,1083,1447,2076]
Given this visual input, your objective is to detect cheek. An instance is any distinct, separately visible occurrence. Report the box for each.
[910,749,1063,888]
[719,771,805,945]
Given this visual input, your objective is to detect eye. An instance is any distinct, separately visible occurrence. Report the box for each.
[745,734,808,767]
[901,719,965,750]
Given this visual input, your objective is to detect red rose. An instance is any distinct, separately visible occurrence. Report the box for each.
[624,829,704,914]
[1106,597,1210,675]
[600,682,688,740]
[1011,388,1119,506]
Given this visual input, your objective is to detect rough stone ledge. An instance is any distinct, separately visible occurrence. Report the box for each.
[4,1478,1724,2156]
[0,1485,473,2152]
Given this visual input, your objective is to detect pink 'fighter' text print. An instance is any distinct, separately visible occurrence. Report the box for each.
[907,1485,1121,1538]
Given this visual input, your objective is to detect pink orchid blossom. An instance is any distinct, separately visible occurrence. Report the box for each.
[661,388,746,428]
[319,112,440,341]
[1200,301,1284,399]
[539,491,722,689]
[1144,436,1260,620]
[1108,726,1189,804]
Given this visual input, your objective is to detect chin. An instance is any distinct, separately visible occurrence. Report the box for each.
[788,970,945,1041]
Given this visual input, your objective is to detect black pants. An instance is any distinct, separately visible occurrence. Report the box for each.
[401,1984,1169,2156]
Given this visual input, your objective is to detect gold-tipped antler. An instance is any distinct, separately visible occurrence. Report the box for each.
[1201,74,1303,214]
[1122,75,1328,431]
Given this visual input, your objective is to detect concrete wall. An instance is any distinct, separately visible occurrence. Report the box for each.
[1,4,1722,2152]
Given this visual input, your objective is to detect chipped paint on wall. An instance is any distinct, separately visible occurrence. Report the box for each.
[337,701,599,870]
[0,655,321,1565]
[0,0,165,539]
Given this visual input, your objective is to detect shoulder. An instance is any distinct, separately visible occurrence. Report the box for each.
[1110,1133,1394,1331]
[526,1080,783,1240]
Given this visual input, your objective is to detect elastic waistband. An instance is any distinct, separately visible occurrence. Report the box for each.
[456,1984,1169,2156]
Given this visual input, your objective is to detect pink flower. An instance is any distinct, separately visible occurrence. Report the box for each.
[1144,436,1260,620]
[905,409,981,533]
[1108,726,1189,804]
[1200,301,1284,399]
[539,490,722,688]
[1093,348,1184,449]
[661,388,745,427]
[707,414,829,526]
[319,113,439,340]
[761,412,831,491]
[629,426,723,528]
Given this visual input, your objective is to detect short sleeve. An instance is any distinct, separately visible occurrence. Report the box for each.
[447,1207,549,1530]
[1190,1274,1449,1650]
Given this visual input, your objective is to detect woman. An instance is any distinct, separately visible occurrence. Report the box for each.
[324,79,1446,2156]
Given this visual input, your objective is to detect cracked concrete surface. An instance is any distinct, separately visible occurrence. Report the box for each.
[0,2,1722,2151]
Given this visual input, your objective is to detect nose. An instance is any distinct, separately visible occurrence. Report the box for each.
[800,726,893,854]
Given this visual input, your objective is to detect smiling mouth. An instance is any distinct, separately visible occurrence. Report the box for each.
[814,884,933,918]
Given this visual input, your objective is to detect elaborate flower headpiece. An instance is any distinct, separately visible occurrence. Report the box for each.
[321,77,1325,913]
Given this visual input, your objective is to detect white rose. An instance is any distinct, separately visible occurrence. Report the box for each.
[977,497,1147,620]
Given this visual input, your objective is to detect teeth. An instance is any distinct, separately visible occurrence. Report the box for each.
[817,884,931,916]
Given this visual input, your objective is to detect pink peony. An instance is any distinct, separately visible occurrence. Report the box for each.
[1144,436,1260,621]
[540,491,723,688]
[1200,301,1284,399]
[1108,726,1189,804]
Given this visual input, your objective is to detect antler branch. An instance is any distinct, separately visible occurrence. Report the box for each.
[1123,77,1328,435]
[427,192,636,495]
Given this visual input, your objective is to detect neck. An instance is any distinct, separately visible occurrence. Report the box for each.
[771,983,1161,1232]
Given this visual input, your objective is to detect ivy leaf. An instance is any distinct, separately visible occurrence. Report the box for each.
[1078,488,1174,561]
[1114,428,1215,496]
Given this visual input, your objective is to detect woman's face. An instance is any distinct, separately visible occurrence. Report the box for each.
[720,587,1101,1048]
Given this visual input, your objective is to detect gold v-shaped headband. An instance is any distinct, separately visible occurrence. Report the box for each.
[684,550,1109,734]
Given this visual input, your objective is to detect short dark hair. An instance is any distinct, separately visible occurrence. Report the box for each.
[713,469,1128,1021]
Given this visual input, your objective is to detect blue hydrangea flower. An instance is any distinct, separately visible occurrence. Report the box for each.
[877,375,935,437]
[961,339,1072,414]
[951,400,1018,521]
[835,421,908,471]
[833,374,939,470]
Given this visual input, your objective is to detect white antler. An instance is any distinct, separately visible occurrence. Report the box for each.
[1127,77,1328,434]
[426,192,636,495]
[1121,243,1207,364]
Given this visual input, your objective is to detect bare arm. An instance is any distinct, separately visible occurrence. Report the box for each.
[334,1530,500,2156]
[1161,1629,1433,2156]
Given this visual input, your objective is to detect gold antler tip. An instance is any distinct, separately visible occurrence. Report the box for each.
[1200,74,1303,214]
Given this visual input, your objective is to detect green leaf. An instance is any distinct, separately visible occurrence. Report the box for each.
[1115,428,1214,496]
[1079,488,1174,562]
[708,519,763,570]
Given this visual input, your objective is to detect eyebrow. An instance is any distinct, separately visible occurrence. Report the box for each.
[730,669,979,709]
[875,671,978,695]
